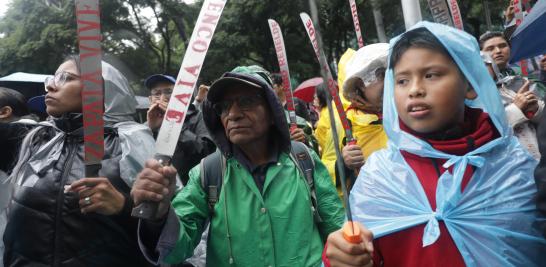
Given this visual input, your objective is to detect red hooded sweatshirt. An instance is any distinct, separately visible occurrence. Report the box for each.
[323,107,499,267]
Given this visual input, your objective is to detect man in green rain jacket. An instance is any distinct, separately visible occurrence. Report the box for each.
[132,66,345,266]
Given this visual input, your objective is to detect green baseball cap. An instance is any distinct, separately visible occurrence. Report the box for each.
[207,65,274,103]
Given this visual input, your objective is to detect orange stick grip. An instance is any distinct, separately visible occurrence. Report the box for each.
[342,221,362,244]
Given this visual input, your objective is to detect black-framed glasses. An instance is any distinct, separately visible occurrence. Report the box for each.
[213,94,265,116]
[150,88,173,98]
[44,71,80,92]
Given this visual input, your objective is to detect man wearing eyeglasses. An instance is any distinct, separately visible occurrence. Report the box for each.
[132,66,344,266]
[144,74,215,185]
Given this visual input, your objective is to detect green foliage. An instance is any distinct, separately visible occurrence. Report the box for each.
[0,0,517,96]
[0,0,75,75]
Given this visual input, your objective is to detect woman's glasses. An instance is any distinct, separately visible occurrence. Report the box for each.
[44,71,81,92]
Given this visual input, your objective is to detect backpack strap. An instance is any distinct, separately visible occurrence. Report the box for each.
[290,140,323,223]
[200,149,226,215]
[200,143,321,223]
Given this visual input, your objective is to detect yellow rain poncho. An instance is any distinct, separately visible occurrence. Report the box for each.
[314,48,355,198]
[346,108,387,159]
[315,107,344,197]
[343,43,390,160]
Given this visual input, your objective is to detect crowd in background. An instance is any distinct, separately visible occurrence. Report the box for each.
[0,1,546,267]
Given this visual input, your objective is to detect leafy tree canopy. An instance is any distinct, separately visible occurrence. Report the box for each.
[0,0,514,95]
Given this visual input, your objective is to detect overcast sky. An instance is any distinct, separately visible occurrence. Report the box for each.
[0,0,197,19]
[0,0,10,18]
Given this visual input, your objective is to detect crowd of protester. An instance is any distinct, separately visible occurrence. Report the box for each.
[1,1,546,267]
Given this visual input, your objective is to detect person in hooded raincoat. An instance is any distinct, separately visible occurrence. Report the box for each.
[314,84,344,199]
[132,66,344,266]
[340,43,389,175]
[324,22,546,267]
[3,56,155,266]
[313,49,353,199]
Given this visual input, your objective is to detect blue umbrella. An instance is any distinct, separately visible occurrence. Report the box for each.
[509,0,546,63]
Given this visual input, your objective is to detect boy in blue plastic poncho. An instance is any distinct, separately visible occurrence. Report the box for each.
[323,22,546,267]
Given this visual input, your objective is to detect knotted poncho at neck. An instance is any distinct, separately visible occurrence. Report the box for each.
[350,21,546,266]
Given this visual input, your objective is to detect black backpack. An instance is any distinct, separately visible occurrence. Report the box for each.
[199,141,322,223]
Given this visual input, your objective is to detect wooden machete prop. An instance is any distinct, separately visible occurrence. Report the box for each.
[300,0,361,243]
[132,0,228,220]
[75,0,104,178]
[268,19,298,131]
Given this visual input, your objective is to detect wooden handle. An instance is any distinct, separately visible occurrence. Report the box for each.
[131,154,171,219]
[342,221,362,244]
[131,202,159,219]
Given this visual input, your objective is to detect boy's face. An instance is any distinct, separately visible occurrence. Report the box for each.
[481,37,510,70]
[393,47,477,134]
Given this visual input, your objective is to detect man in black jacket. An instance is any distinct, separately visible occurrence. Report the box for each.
[144,74,216,185]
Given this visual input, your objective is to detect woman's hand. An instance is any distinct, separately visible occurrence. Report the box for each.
[68,177,126,215]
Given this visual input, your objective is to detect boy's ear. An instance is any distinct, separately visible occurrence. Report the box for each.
[465,82,478,100]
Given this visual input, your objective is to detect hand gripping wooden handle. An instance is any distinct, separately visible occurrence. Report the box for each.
[343,221,363,244]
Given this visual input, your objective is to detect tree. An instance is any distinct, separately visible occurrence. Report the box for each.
[0,0,520,96]
[0,0,77,76]
[196,0,319,84]
[125,0,198,76]
[0,0,199,94]
[197,0,404,84]
[371,0,388,43]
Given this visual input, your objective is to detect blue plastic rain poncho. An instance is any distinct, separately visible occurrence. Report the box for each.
[350,21,546,266]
